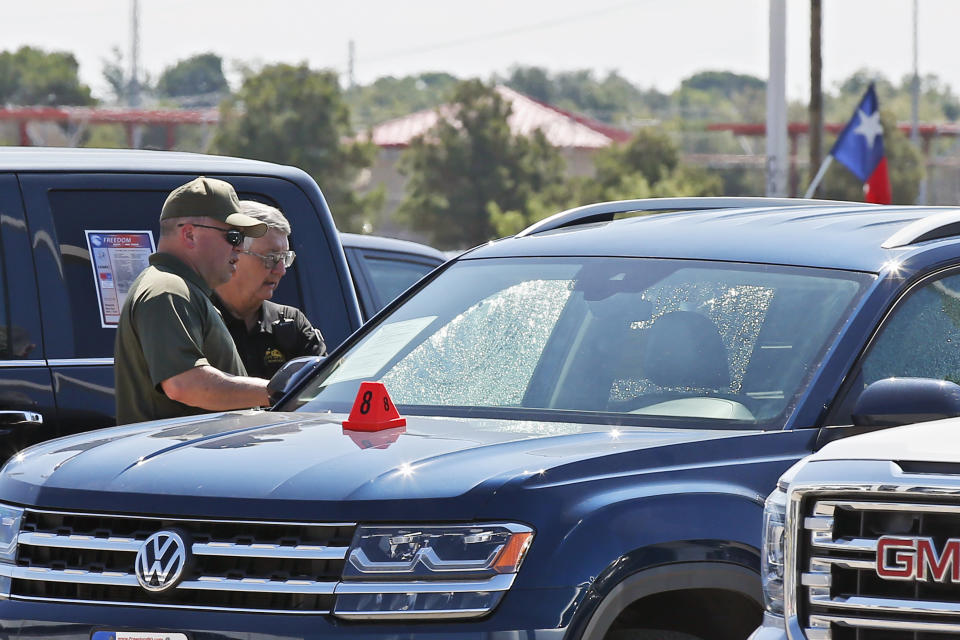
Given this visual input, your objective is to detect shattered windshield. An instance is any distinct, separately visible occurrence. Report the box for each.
[287,257,871,428]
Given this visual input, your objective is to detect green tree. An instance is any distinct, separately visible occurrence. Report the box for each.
[397,80,565,248]
[502,66,658,126]
[345,72,458,130]
[680,71,765,97]
[674,70,766,122]
[491,128,722,237]
[579,128,720,202]
[212,63,380,231]
[601,127,679,185]
[156,53,228,106]
[505,66,554,103]
[0,46,93,105]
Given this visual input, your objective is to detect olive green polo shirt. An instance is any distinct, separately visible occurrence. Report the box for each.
[114,252,247,425]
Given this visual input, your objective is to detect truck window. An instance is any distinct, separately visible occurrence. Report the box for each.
[47,188,167,359]
[40,187,307,359]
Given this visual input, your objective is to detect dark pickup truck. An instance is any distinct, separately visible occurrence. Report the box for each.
[0,147,443,455]
[5,198,960,639]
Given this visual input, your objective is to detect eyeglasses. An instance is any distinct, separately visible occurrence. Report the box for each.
[239,249,296,269]
[178,223,244,247]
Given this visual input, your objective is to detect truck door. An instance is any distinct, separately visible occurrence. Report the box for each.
[19,173,177,436]
[0,175,55,457]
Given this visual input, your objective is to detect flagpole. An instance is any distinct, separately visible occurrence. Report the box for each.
[803,155,833,198]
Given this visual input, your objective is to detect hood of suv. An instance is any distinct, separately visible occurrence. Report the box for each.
[0,410,752,520]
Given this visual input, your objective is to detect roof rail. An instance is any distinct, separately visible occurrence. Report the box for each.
[881,209,960,248]
[514,197,862,238]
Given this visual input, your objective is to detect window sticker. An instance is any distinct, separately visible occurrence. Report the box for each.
[323,316,437,386]
[85,230,156,328]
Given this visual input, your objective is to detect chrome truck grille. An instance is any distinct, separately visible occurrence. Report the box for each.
[7,509,355,614]
[795,493,960,640]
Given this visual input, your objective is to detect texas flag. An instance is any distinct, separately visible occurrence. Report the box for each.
[830,83,892,203]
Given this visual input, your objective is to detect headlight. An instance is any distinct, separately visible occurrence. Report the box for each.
[335,523,533,620]
[761,487,787,616]
[0,503,23,598]
[0,503,22,564]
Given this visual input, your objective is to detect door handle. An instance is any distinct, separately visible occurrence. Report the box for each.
[0,411,43,425]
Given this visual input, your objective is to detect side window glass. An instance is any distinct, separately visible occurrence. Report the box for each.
[363,255,437,309]
[0,228,12,360]
[830,271,960,425]
[47,189,167,359]
[861,273,960,385]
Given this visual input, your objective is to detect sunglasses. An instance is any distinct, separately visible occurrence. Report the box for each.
[239,249,296,270]
[179,223,245,247]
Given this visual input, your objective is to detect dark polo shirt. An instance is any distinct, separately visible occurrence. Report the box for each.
[114,252,247,425]
[213,296,325,379]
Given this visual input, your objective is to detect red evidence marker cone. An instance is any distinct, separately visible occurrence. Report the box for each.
[342,381,407,432]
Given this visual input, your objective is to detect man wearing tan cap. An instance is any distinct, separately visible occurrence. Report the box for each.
[114,177,273,425]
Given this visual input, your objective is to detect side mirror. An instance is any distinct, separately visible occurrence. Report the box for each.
[267,356,324,406]
[852,377,960,427]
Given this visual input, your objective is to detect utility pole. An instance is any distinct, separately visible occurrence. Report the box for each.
[348,40,356,90]
[766,0,788,197]
[809,0,823,185]
[128,0,143,148]
[912,0,926,204]
[129,0,141,108]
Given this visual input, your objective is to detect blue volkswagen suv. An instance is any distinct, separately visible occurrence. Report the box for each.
[4,198,960,640]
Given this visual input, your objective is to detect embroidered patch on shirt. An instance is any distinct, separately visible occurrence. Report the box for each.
[263,348,285,365]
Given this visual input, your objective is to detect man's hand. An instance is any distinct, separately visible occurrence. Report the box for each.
[161,365,270,411]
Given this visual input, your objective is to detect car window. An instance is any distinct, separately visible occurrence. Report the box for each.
[362,254,438,308]
[384,277,571,406]
[289,258,870,429]
[861,273,960,385]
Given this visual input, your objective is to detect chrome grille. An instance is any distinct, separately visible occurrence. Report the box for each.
[796,495,960,639]
[10,508,354,614]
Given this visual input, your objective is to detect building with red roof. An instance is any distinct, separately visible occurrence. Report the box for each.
[357,85,632,237]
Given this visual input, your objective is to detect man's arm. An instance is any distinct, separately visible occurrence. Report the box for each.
[161,365,270,411]
[294,309,326,357]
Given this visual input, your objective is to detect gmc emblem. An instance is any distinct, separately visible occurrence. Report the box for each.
[876,536,960,582]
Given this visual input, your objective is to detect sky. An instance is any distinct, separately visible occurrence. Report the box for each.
[2,0,957,103]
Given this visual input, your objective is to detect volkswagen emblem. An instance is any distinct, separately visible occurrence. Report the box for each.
[135,530,189,592]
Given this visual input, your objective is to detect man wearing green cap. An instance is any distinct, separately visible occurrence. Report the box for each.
[114,176,273,425]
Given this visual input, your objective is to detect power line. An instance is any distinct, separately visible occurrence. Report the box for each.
[360,2,637,64]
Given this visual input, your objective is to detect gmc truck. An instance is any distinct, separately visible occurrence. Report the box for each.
[752,396,960,640]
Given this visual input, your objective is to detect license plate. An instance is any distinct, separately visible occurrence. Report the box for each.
[92,633,189,640]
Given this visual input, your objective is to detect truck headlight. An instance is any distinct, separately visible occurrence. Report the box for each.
[0,503,23,598]
[335,523,533,620]
[761,487,787,616]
